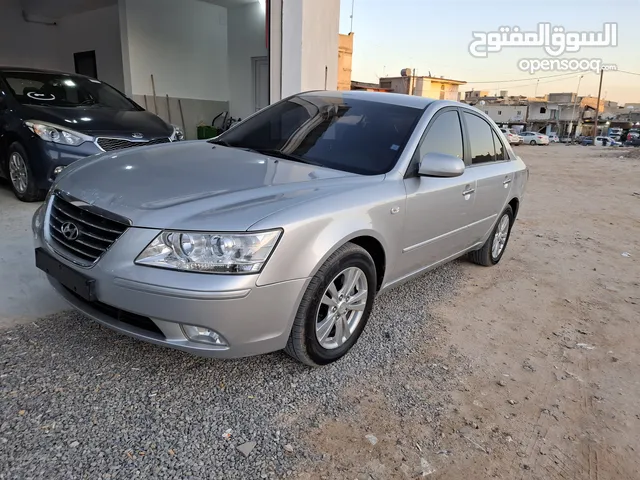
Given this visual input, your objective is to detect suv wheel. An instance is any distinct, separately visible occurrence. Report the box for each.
[285,242,377,366]
[7,142,43,202]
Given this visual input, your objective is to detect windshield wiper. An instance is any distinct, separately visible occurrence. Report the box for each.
[208,139,232,147]
[78,98,98,106]
[250,148,317,166]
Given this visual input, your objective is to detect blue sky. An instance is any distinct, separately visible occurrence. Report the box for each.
[339,0,640,104]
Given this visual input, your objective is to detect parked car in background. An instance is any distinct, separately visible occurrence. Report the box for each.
[33,91,528,365]
[520,131,550,145]
[559,135,573,143]
[593,136,621,146]
[548,133,559,143]
[0,67,184,201]
[500,127,523,145]
[624,136,640,147]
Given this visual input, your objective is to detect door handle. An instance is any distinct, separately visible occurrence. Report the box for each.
[503,177,512,185]
[462,188,475,196]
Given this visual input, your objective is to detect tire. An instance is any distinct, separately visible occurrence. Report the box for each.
[285,242,377,366]
[468,205,514,267]
[6,142,43,202]
[529,140,537,145]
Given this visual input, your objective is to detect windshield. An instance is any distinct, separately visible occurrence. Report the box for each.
[216,94,424,175]
[3,71,138,110]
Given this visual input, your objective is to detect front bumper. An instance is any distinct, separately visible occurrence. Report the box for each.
[26,137,102,190]
[32,205,309,358]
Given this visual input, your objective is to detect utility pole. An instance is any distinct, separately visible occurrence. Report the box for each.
[534,79,540,97]
[593,68,604,143]
[350,0,355,33]
[569,75,583,138]
[411,68,416,96]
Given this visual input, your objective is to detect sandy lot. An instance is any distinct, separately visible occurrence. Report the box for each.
[301,145,640,479]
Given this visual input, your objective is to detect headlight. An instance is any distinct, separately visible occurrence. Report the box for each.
[25,121,93,146]
[171,125,184,141]
[135,230,282,273]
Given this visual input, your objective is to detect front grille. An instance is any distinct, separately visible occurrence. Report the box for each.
[64,287,165,338]
[96,137,171,152]
[48,193,129,264]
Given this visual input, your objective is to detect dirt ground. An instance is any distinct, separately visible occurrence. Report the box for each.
[299,145,640,479]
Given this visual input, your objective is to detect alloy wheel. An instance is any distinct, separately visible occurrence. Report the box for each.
[491,214,510,259]
[315,266,368,350]
[9,152,28,194]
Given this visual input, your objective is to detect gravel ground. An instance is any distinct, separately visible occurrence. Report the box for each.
[0,261,465,479]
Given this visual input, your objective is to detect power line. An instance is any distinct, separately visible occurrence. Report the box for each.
[498,73,585,91]
[465,71,581,85]
[615,70,640,77]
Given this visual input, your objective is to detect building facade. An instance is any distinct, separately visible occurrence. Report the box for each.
[379,74,466,101]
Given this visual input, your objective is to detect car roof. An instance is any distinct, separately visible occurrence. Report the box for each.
[300,90,437,110]
[0,66,95,80]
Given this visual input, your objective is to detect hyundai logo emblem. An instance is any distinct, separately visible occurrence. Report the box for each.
[60,222,80,241]
[131,132,144,139]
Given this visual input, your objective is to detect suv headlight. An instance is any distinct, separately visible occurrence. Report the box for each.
[170,124,184,141]
[25,121,93,146]
[135,230,282,273]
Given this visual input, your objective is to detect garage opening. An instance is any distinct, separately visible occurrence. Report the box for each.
[0,0,270,140]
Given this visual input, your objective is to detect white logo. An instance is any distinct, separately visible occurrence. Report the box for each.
[469,23,618,58]
[26,92,56,101]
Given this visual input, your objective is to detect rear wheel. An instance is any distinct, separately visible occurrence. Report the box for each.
[529,140,537,145]
[7,142,43,202]
[285,243,377,366]
[468,205,514,267]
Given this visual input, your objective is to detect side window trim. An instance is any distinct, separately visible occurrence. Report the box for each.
[404,107,464,178]
[460,109,512,167]
[492,129,508,161]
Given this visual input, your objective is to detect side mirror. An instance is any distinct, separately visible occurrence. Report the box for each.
[418,152,465,178]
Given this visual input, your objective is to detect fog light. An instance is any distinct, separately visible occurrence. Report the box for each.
[53,166,65,176]
[181,325,227,346]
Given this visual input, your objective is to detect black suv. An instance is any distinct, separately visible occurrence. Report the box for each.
[0,67,183,201]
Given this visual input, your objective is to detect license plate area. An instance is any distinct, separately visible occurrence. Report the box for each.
[35,248,96,301]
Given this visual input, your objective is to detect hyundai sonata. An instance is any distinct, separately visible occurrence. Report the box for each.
[33,90,528,365]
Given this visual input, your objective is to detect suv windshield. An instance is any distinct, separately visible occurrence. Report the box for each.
[215,94,423,175]
[3,71,138,110]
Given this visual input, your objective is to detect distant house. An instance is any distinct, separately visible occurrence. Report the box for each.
[350,80,390,92]
[379,74,466,101]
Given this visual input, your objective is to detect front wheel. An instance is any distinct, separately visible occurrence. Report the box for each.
[7,142,43,202]
[529,140,537,145]
[468,205,514,267]
[285,243,377,366]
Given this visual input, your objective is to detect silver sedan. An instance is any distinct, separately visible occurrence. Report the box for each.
[33,91,528,366]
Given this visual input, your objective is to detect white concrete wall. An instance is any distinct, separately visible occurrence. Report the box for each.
[120,0,229,101]
[228,1,268,120]
[56,6,125,92]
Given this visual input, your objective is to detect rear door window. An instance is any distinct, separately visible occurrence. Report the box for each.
[463,112,496,165]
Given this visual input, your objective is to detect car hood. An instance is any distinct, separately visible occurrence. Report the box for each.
[55,141,378,231]
[20,104,172,137]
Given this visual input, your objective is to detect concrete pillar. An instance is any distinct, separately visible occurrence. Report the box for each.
[269,0,340,102]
